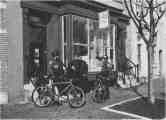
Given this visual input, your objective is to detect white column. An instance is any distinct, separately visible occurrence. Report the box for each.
[0,1,8,104]
[113,24,116,70]
[7,1,24,103]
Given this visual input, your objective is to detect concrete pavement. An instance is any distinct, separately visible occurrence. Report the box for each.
[1,84,148,119]
[1,76,165,119]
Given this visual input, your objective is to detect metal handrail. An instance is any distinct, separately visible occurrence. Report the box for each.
[125,57,137,67]
[124,57,139,82]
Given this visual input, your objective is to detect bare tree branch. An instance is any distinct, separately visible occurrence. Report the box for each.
[138,22,149,45]
[141,8,148,18]
[145,0,151,5]
[154,8,166,27]
[129,0,141,22]
[153,31,158,38]
[140,5,150,31]
[154,1,166,9]
[123,0,149,44]
[123,0,139,27]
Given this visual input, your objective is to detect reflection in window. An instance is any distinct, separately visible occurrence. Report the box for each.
[72,15,89,63]
[73,16,88,44]
[89,20,98,60]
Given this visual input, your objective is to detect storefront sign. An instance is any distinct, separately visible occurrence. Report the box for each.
[99,10,109,29]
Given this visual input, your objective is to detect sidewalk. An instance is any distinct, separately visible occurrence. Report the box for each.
[1,85,146,119]
[1,78,164,119]
[153,77,166,100]
[101,78,166,120]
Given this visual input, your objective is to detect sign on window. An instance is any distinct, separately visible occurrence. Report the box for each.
[99,10,109,29]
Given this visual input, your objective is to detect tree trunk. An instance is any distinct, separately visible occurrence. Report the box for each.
[147,46,155,103]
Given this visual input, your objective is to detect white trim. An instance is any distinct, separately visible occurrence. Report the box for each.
[101,97,166,120]
[73,43,89,46]
[103,96,141,108]
[87,18,90,69]
[61,16,65,63]
[101,97,152,120]
[101,107,151,120]
[113,24,116,71]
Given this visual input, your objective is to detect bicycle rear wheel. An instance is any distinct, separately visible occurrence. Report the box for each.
[32,86,52,107]
[68,86,86,108]
[92,85,108,103]
[92,77,109,103]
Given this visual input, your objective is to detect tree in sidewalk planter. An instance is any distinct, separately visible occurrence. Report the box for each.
[123,0,166,103]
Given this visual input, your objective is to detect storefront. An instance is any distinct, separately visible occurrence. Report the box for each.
[6,1,129,103]
[21,1,129,83]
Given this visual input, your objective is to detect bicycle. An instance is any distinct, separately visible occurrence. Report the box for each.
[32,74,86,108]
[92,55,116,103]
[92,74,109,103]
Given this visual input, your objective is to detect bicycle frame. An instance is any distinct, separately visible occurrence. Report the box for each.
[50,79,73,96]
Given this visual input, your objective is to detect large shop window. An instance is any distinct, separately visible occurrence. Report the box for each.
[62,15,116,72]
[72,15,100,71]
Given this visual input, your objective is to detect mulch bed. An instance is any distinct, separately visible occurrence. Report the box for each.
[110,98,166,119]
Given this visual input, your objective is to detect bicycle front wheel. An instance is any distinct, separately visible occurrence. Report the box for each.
[32,86,52,107]
[68,86,86,108]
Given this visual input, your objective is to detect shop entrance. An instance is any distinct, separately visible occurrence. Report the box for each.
[28,40,47,78]
[26,27,47,83]
[23,8,50,83]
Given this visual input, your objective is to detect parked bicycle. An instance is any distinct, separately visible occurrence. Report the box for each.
[92,74,109,103]
[92,55,117,103]
[32,74,86,108]
[31,51,86,108]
